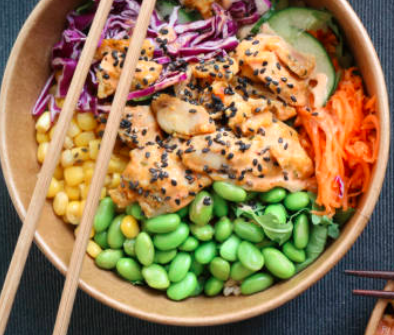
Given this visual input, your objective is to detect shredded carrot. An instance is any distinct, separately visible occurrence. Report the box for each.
[297,69,380,216]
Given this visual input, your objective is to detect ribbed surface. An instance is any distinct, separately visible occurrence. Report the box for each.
[0,0,393,334]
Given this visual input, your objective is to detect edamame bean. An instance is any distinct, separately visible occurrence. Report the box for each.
[212,182,247,202]
[293,214,310,249]
[264,204,287,224]
[94,231,109,249]
[212,192,229,217]
[260,187,287,204]
[123,239,136,257]
[241,273,274,295]
[94,197,115,233]
[237,241,265,271]
[95,249,123,270]
[154,249,177,264]
[230,262,254,281]
[179,236,199,252]
[234,218,265,243]
[142,264,170,290]
[168,252,192,282]
[153,223,189,251]
[262,247,296,279]
[214,217,233,242]
[191,277,205,297]
[204,277,224,297]
[282,242,306,263]
[219,235,241,262]
[126,202,145,220]
[145,214,181,234]
[195,241,217,264]
[176,206,189,219]
[190,256,204,276]
[167,272,198,301]
[209,257,230,281]
[190,224,214,241]
[245,192,258,201]
[284,192,310,211]
[189,191,214,226]
[116,258,143,282]
[107,215,126,249]
[135,232,155,266]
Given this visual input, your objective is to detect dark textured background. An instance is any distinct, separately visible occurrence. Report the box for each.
[0,0,393,334]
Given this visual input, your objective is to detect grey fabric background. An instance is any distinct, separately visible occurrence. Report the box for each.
[0,0,393,334]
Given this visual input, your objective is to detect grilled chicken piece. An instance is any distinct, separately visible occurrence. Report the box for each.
[151,94,216,139]
[236,34,315,107]
[179,0,215,18]
[118,106,163,148]
[95,39,155,60]
[191,56,239,83]
[181,117,313,192]
[109,140,212,217]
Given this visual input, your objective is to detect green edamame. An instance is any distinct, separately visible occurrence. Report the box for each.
[260,187,287,203]
[126,202,145,220]
[168,252,192,282]
[214,217,233,242]
[153,223,189,251]
[204,277,224,297]
[116,258,143,282]
[135,232,155,266]
[190,256,204,276]
[145,214,181,234]
[94,197,115,233]
[167,272,198,301]
[209,257,230,281]
[189,191,214,226]
[154,249,177,264]
[107,215,126,249]
[94,231,109,250]
[179,236,199,252]
[284,192,310,211]
[219,235,241,262]
[212,182,247,202]
[241,273,274,295]
[234,218,265,243]
[264,204,287,224]
[191,277,205,297]
[212,192,229,217]
[195,241,217,264]
[142,264,170,290]
[123,239,136,257]
[245,192,258,201]
[230,262,254,281]
[95,249,123,270]
[262,247,296,279]
[237,241,265,271]
[190,224,214,241]
[176,205,189,219]
[293,214,310,249]
[282,242,306,263]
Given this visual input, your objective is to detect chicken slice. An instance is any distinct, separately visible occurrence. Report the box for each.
[151,94,216,139]
[179,0,215,18]
[109,140,212,217]
[191,56,239,83]
[95,39,155,60]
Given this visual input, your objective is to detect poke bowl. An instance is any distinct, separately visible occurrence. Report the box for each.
[0,0,390,326]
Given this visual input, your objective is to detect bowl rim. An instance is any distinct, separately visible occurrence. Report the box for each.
[0,0,390,327]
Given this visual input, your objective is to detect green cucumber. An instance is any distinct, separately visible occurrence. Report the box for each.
[156,0,201,24]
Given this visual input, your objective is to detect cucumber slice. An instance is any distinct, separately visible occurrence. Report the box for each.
[156,0,201,24]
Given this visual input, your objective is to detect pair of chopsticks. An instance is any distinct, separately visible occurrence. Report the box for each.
[0,0,157,333]
[346,270,394,299]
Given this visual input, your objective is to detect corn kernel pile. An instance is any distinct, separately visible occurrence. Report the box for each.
[35,111,129,234]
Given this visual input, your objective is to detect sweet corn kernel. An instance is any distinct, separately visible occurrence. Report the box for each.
[79,183,89,200]
[100,187,107,200]
[104,174,112,187]
[61,149,75,168]
[74,131,95,147]
[66,201,81,225]
[86,240,102,259]
[35,112,51,133]
[67,119,81,138]
[37,142,49,164]
[82,160,95,171]
[120,215,140,238]
[88,139,101,160]
[74,224,95,238]
[53,165,64,180]
[58,180,65,192]
[36,132,49,144]
[63,136,74,150]
[64,166,84,187]
[107,155,128,174]
[53,192,69,216]
[65,184,80,200]
[109,173,121,189]
[71,147,90,162]
[47,178,62,199]
[77,112,97,131]
[84,169,94,184]
[49,125,57,141]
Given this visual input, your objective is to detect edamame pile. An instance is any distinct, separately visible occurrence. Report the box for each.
[92,182,343,301]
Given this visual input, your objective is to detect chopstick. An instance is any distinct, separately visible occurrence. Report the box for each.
[353,289,394,299]
[52,0,157,334]
[0,0,114,333]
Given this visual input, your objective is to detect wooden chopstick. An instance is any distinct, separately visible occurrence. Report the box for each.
[345,270,394,280]
[0,0,114,333]
[353,289,394,299]
[52,0,157,334]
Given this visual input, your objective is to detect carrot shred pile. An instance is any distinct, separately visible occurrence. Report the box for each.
[297,69,380,216]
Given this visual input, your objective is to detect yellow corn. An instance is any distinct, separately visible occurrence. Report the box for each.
[58,180,65,192]
[49,125,57,141]
[120,215,140,238]
[86,240,102,259]
[104,174,112,187]
[74,224,95,238]
[36,132,49,144]
[109,173,121,189]
[47,178,62,199]
[79,183,89,200]
[53,165,64,180]
[61,149,75,168]
[63,136,74,150]
[88,139,101,160]
[82,160,95,171]
[37,142,49,164]
[67,119,81,138]
[77,112,97,131]
[74,131,95,147]
[53,192,69,216]
[107,155,128,174]
[71,147,90,162]
[35,112,51,133]
[66,201,81,225]
[100,187,107,200]
[64,166,84,187]
[65,184,80,200]
[84,169,94,184]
